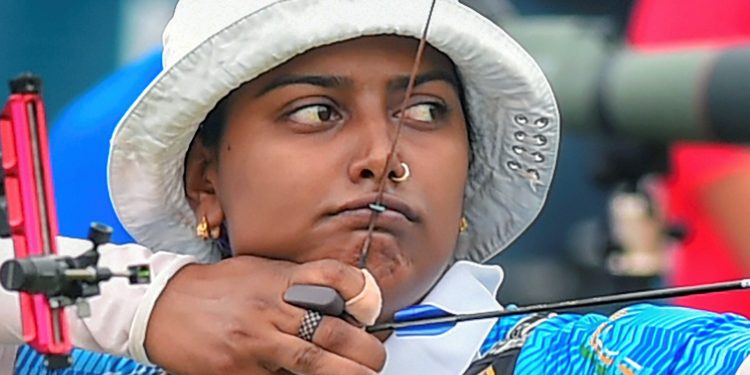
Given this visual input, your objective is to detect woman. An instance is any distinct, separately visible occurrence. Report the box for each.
[2,0,750,374]
[110,0,548,372]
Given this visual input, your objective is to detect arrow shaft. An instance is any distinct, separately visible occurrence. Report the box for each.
[367,279,750,333]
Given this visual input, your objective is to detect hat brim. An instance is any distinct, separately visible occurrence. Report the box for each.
[108,0,559,263]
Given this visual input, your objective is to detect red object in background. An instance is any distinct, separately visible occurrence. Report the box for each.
[628,0,750,49]
[628,0,750,316]
[666,144,750,317]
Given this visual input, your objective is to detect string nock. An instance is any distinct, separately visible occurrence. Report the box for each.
[368,203,386,213]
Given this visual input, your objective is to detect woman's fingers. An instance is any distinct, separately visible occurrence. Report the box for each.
[311,316,387,371]
[287,259,366,301]
[275,260,386,372]
[274,292,386,368]
[266,331,381,375]
[274,258,369,334]
[272,312,386,372]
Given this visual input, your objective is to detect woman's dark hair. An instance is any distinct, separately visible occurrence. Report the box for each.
[197,92,233,151]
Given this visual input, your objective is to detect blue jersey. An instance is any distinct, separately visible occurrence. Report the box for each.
[480,304,750,374]
[14,346,160,375]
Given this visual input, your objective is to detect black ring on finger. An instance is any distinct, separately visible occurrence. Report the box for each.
[298,310,323,342]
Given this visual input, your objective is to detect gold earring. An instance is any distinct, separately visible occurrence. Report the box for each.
[196,216,210,240]
[210,224,221,240]
[459,217,469,233]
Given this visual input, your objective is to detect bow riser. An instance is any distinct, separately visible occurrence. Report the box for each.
[1,77,71,356]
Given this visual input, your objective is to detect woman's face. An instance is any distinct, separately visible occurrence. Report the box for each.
[188,36,469,318]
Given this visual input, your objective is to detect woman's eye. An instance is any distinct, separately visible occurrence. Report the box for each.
[399,103,443,123]
[288,104,340,125]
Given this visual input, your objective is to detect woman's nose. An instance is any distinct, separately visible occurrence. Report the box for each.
[347,115,406,185]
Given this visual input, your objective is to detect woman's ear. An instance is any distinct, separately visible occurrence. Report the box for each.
[184,135,225,228]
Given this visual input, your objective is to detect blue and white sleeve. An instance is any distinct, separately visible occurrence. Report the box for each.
[482,304,750,374]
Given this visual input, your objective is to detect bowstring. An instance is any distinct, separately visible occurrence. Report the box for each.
[359,0,438,268]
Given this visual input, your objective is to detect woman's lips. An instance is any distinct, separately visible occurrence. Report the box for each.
[332,207,412,231]
[330,193,420,223]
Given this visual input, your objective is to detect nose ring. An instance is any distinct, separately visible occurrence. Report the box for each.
[390,162,411,182]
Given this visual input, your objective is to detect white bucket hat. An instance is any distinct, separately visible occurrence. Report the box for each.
[108,0,560,264]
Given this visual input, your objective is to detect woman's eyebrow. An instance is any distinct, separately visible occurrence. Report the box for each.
[388,70,459,93]
[256,75,352,97]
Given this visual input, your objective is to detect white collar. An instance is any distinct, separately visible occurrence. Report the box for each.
[382,261,504,374]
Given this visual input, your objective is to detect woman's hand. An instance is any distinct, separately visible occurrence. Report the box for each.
[145,256,386,375]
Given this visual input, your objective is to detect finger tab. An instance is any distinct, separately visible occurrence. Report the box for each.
[344,269,382,325]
